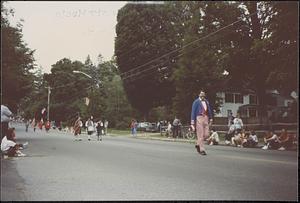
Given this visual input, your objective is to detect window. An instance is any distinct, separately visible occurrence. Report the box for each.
[225,93,234,103]
[239,109,247,117]
[249,108,258,117]
[249,95,258,105]
[227,110,232,117]
[234,94,244,104]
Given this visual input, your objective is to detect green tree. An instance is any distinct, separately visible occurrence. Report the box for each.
[19,66,48,119]
[226,1,298,120]
[1,2,36,112]
[115,2,185,118]
[172,1,242,123]
[44,58,90,124]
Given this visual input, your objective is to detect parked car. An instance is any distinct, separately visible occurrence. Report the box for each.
[137,122,151,131]
[145,123,158,132]
[137,122,159,132]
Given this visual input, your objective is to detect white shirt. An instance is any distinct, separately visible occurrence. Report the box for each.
[200,99,207,111]
[1,136,16,152]
[233,117,243,129]
[268,134,278,141]
[210,132,219,142]
[167,124,172,131]
[1,105,12,122]
[85,120,94,132]
[249,134,258,142]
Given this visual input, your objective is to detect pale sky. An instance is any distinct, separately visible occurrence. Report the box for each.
[6,1,127,73]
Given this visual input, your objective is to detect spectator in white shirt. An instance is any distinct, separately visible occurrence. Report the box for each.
[1,128,26,157]
[1,104,12,139]
[246,130,259,147]
[233,113,243,133]
[207,128,219,145]
[262,130,279,150]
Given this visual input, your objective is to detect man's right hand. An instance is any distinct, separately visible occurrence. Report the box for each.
[191,125,195,132]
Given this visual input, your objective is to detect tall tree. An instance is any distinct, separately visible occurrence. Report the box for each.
[1,2,36,112]
[226,1,298,120]
[115,2,185,117]
[172,1,242,123]
[44,58,90,123]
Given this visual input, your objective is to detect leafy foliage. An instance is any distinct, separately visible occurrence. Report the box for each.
[115,2,298,123]
[1,2,36,112]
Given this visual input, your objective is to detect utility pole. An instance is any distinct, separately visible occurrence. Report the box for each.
[47,86,51,121]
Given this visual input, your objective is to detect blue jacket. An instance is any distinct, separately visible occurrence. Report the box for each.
[191,98,213,125]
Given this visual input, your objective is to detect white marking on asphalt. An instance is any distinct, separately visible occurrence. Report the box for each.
[216,155,297,165]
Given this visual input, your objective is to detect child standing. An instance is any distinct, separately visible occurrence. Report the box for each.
[96,120,103,141]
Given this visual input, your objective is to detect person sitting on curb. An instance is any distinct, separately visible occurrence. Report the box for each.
[207,128,219,145]
[244,130,259,148]
[262,130,279,150]
[240,129,248,147]
[277,129,294,151]
[231,130,242,147]
[225,121,235,145]
[1,128,27,157]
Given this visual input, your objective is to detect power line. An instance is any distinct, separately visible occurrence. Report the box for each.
[118,10,259,79]
[122,25,235,83]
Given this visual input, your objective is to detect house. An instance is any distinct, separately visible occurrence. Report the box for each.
[214,89,297,119]
[264,90,297,122]
[214,88,258,118]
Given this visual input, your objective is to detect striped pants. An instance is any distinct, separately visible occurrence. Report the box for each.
[196,115,209,152]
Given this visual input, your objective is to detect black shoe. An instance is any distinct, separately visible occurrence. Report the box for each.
[200,151,207,155]
[195,145,200,153]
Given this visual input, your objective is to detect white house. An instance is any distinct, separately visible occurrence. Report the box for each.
[214,89,296,118]
[214,90,258,118]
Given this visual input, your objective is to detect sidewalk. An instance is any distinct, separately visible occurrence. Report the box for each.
[133,134,299,151]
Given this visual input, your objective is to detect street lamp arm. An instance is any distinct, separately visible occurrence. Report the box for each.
[73,70,101,87]
[73,70,93,79]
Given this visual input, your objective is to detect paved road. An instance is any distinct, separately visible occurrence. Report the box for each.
[1,124,298,201]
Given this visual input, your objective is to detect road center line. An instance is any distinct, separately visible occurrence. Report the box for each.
[216,154,297,165]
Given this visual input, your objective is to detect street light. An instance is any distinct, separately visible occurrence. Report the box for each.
[72,70,101,87]
[73,70,93,79]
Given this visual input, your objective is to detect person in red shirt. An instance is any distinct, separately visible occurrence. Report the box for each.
[277,128,293,150]
[45,120,51,132]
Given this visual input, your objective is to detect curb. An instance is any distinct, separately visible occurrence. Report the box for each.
[134,136,195,144]
[133,136,268,148]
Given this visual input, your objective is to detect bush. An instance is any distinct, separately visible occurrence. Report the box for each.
[115,121,129,130]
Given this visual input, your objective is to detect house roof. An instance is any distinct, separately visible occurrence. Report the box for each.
[238,104,259,110]
[216,87,256,95]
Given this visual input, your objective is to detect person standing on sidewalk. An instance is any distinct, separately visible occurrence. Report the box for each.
[190,90,213,155]
[1,104,13,139]
[130,119,138,137]
[104,120,108,135]
[172,117,180,138]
